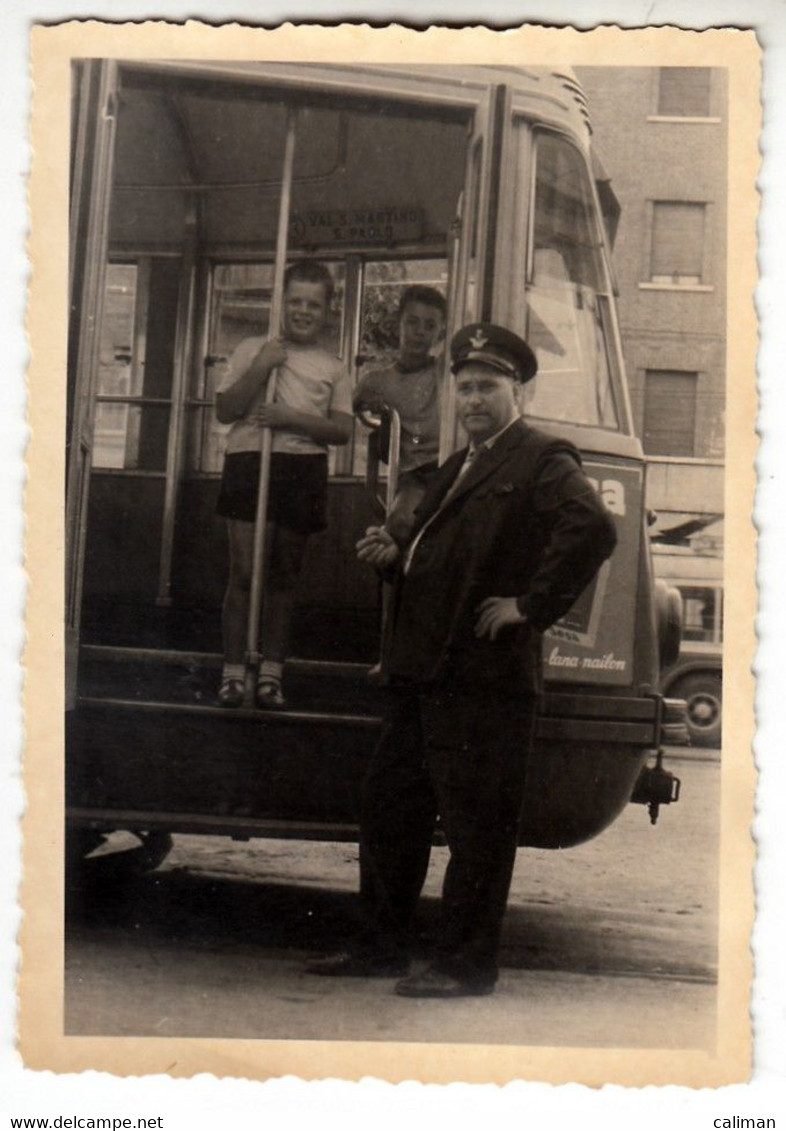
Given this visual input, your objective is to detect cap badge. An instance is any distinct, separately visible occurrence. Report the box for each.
[469,329,488,350]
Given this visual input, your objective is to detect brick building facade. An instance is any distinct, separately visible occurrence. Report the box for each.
[576,66,727,554]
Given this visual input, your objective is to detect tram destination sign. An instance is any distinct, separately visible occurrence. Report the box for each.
[290,205,424,248]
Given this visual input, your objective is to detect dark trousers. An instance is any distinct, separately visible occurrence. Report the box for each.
[358,684,536,985]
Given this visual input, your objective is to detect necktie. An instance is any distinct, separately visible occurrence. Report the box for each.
[403,446,480,573]
[439,445,479,506]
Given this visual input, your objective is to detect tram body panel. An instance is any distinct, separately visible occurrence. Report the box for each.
[66,687,656,850]
[66,61,679,858]
[83,477,384,659]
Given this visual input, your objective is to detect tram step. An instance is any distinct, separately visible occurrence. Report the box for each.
[76,652,662,736]
[67,692,381,828]
[77,654,388,717]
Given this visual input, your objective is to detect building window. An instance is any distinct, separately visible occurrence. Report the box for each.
[643,370,698,456]
[657,68,712,117]
[650,202,706,285]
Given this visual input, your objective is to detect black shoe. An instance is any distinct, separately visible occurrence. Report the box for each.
[305,951,409,978]
[394,966,495,999]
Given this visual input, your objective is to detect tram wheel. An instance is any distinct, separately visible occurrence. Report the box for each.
[673,672,722,749]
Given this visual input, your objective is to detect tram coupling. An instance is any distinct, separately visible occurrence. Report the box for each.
[630,750,682,825]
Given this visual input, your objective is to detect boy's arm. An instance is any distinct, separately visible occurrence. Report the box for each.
[215,338,287,424]
[252,359,353,445]
[352,370,386,414]
[252,405,353,446]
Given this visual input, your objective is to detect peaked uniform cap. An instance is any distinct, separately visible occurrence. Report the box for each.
[450,322,538,384]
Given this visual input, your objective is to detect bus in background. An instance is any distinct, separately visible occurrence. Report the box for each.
[654,534,723,749]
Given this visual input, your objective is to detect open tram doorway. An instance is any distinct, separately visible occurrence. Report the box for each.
[73,64,496,666]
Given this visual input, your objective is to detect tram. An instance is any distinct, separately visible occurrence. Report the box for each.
[66,60,682,870]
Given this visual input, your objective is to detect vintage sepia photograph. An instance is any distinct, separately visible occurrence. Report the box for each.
[21,21,759,1088]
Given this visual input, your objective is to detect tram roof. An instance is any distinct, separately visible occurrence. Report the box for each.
[119,60,594,148]
[106,58,618,254]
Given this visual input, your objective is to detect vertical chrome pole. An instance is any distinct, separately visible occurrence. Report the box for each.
[385,410,402,510]
[244,106,298,705]
[333,254,362,476]
[439,207,464,466]
[377,408,402,669]
[156,215,198,606]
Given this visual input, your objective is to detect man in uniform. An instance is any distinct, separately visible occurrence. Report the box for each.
[309,323,618,998]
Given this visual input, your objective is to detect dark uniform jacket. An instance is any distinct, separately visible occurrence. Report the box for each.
[385,417,618,695]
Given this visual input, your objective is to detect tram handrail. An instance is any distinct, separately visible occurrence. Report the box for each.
[244,106,298,707]
[357,404,402,516]
[358,403,402,671]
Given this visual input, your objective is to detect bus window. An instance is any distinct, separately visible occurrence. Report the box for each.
[92,257,180,471]
[351,257,448,478]
[189,260,346,475]
[679,585,724,644]
[520,131,620,431]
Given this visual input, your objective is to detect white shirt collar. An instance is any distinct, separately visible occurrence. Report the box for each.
[468,413,520,455]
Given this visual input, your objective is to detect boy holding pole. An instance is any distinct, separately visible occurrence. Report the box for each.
[215,259,353,707]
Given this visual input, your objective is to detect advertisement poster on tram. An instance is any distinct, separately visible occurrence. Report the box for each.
[544,461,642,686]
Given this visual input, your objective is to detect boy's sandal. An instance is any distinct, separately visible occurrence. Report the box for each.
[256,677,286,708]
[217,677,244,708]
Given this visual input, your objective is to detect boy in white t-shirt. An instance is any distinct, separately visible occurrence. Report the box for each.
[215,260,353,707]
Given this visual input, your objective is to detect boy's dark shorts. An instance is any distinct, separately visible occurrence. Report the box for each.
[216,451,328,533]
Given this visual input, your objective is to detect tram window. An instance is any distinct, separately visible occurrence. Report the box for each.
[210,263,276,363]
[517,130,620,431]
[351,257,448,479]
[95,264,137,396]
[92,258,178,471]
[93,402,170,471]
[190,261,346,475]
[92,263,138,467]
[190,263,275,475]
[358,259,448,365]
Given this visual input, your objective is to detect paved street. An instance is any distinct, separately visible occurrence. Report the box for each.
[65,751,718,1049]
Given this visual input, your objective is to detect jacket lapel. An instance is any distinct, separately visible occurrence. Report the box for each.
[409,450,467,532]
[437,417,527,511]
[408,418,528,539]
